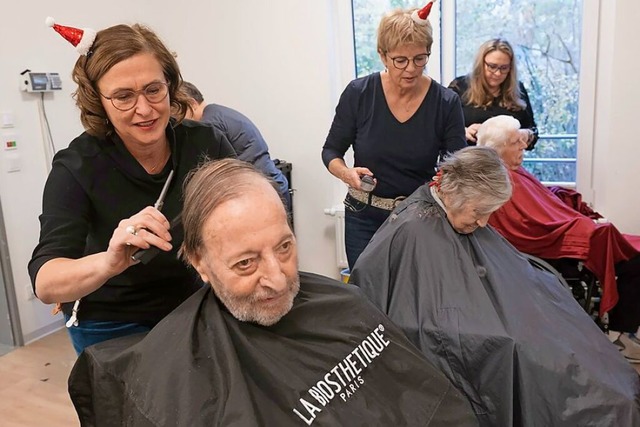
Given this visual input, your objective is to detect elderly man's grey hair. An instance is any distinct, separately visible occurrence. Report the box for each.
[439,146,512,214]
[179,158,284,264]
[476,115,521,151]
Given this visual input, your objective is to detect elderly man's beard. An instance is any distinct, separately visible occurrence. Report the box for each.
[211,273,301,326]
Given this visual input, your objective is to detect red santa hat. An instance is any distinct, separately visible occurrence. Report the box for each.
[46,17,97,56]
[411,1,436,25]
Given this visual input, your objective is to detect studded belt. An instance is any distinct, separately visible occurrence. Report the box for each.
[347,188,406,211]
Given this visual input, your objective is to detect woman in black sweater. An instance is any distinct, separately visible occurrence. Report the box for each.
[449,38,538,150]
[29,19,235,354]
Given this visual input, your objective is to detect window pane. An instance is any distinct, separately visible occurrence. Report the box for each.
[455,0,582,183]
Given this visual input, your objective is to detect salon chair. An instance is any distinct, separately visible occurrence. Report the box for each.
[525,254,605,330]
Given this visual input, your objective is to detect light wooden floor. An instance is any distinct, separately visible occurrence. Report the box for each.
[0,327,638,427]
[0,329,78,427]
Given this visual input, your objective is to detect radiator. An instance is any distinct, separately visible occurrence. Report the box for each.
[324,205,348,269]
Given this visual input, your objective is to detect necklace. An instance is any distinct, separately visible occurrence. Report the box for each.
[145,145,170,173]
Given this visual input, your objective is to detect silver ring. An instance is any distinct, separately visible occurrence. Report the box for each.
[125,225,137,236]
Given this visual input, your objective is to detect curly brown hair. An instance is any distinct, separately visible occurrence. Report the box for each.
[71,23,190,138]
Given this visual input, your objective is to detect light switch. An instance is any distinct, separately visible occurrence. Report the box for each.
[1,111,14,128]
[4,152,21,173]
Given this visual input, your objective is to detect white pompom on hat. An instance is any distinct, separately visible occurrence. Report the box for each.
[46,17,97,56]
[411,1,436,25]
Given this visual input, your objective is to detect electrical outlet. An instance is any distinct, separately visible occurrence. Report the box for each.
[25,283,36,300]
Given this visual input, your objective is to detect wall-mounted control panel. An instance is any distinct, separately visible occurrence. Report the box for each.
[20,71,62,92]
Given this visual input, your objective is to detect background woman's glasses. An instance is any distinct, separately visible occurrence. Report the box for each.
[484,62,511,74]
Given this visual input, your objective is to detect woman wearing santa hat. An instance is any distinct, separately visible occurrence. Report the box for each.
[29,18,235,354]
[322,1,466,271]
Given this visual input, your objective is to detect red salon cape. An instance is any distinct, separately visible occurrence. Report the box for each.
[489,166,640,315]
[68,272,477,427]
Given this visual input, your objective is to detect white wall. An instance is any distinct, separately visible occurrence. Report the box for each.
[1,1,350,343]
[0,4,91,342]
[577,0,640,234]
[162,0,353,276]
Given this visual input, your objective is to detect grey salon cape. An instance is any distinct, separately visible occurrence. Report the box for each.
[350,184,640,427]
[69,272,477,426]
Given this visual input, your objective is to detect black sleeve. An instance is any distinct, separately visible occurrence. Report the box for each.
[448,77,464,96]
[447,76,467,99]
[28,160,92,294]
[440,90,468,156]
[211,126,238,159]
[321,81,359,168]
[519,82,539,151]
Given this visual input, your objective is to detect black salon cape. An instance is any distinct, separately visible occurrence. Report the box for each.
[350,185,640,427]
[68,272,477,426]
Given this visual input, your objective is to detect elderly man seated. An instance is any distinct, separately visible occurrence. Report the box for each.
[351,147,640,426]
[68,159,477,426]
[476,115,640,361]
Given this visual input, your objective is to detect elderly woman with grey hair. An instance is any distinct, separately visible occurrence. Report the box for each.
[351,146,640,426]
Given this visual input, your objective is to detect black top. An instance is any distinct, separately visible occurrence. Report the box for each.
[201,103,290,205]
[69,272,478,426]
[322,73,466,198]
[448,75,538,150]
[28,119,236,324]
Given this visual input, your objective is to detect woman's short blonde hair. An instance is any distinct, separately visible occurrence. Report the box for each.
[71,23,190,138]
[377,8,433,54]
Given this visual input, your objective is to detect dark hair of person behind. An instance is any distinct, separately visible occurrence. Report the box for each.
[71,23,190,138]
[181,81,204,104]
[179,158,283,263]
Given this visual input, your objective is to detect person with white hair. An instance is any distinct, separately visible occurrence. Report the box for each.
[477,115,640,363]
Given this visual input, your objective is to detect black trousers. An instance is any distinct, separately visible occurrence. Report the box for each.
[609,254,640,333]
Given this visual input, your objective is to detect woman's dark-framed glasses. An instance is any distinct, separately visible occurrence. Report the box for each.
[100,82,169,111]
[484,62,511,74]
[387,53,430,70]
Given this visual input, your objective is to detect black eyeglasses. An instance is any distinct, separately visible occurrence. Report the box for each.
[386,52,430,70]
[100,82,169,111]
[484,62,511,75]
